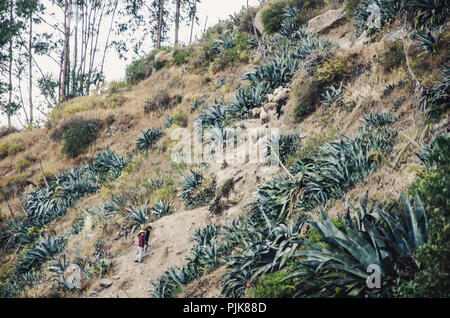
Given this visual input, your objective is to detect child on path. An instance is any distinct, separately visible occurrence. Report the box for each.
[135,230,145,263]
[144,225,152,253]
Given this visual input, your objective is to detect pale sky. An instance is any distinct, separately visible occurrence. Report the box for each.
[2,0,262,128]
[104,0,262,82]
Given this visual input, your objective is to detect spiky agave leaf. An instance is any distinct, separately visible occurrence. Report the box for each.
[91,147,127,181]
[287,192,428,297]
[136,128,165,151]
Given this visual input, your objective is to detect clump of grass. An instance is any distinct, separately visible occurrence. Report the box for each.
[143,89,174,116]
[103,94,127,109]
[14,157,32,172]
[0,141,26,159]
[49,95,104,121]
[173,109,188,127]
[60,118,103,158]
[378,41,405,73]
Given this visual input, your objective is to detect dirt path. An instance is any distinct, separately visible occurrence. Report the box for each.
[90,206,213,298]
[87,118,288,298]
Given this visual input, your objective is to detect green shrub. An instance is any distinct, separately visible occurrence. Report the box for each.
[14,157,32,172]
[61,119,102,158]
[246,269,297,298]
[315,59,346,85]
[395,135,450,297]
[261,0,325,34]
[261,1,290,34]
[378,41,405,73]
[173,109,188,127]
[143,89,173,115]
[172,48,190,66]
[104,94,126,109]
[344,0,361,17]
[0,141,26,159]
[152,60,165,70]
[125,55,153,85]
[107,80,131,94]
[293,79,325,122]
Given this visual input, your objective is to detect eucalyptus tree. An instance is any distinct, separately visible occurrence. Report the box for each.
[187,0,200,45]
[0,0,22,128]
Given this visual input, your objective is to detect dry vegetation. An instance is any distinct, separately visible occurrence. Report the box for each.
[1,0,448,299]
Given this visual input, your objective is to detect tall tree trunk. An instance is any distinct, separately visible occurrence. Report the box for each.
[61,0,72,101]
[189,13,194,45]
[8,0,13,129]
[174,0,181,47]
[72,2,78,97]
[157,0,164,49]
[28,13,33,126]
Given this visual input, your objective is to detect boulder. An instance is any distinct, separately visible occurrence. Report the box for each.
[99,279,113,288]
[64,264,82,290]
[263,102,277,112]
[154,50,169,63]
[307,8,345,34]
[252,107,262,118]
[381,28,407,43]
[254,7,266,35]
[260,108,268,124]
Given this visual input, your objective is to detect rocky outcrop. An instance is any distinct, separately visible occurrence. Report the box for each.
[64,264,82,290]
[254,8,265,35]
[154,50,171,63]
[99,279,113,288]
[307,8,345,34]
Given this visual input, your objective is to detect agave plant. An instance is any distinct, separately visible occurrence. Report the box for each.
[178,169,214,209]
[196,102,229,128]
[150,199,173,220]
[221,213,303,298]
[422,65,449,119]
[320,83,344,105]
[163,116,174,129]
[410,0,449,29]
[152,263,199,298]
[187,225,223,270]
[91,147,127,181]
[136,128,165,151]
[411,27,441,54]
[125,200,150,233]
[280,6,300,38]
[287,192,428,297]
[16,234,66,274]
[354,0,405,36]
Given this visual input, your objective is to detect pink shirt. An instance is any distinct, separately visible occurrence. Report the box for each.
[138,235,144,248]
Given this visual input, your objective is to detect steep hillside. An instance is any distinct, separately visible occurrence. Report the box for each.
[0,0,448,299]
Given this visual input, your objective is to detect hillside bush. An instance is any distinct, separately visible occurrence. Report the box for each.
[378,41,406,73]
[261,1,291,34]
[61,119,103,158]
[125,55,153,85]
[143,89,173,115]
[0,141,26,159]
[293,79,325,122]
[394,135,450,297]
[172,48,190,66]
[103,93,126,109]
[261,0,325,34]
[239,7,258,34]
[173,109,188,127]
